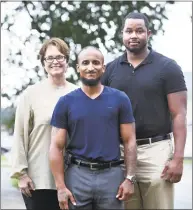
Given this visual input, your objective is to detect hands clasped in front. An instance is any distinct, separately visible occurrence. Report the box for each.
[116,179,134,201]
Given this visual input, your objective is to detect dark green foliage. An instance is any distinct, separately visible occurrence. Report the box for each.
[1,1,174,131]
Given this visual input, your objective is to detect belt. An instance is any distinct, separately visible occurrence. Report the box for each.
[71,157,124,170]
[136,133,171,146]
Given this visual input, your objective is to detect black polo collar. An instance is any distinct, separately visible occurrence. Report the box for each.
[120,47,154,65]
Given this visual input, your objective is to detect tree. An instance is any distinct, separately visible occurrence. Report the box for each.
[1,1,174,133]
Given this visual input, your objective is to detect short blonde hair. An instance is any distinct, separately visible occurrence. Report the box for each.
[38,37,69,66]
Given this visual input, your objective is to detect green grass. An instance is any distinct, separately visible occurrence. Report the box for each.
[11,178,19,188]
[1,155,10,167]
[1,155,7,162]
[183,157,192,164]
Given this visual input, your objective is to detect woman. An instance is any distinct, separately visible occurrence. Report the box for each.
[10,37,77,210]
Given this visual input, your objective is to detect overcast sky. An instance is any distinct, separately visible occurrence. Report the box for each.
[152,2,192,72]
[105,2,192,72]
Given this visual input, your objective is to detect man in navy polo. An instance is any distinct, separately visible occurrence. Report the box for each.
[49,46,137,210]
[101,12,187,209]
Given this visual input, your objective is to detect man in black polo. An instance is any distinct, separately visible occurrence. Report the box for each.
[101,12,187,209]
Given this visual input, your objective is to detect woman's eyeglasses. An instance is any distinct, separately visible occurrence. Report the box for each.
[44,55,66,63]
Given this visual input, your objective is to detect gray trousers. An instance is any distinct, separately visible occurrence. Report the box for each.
[65,164,124,209]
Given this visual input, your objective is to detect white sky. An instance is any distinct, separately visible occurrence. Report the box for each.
[1,2,192,109]
[104,2,192,72]
[152,2,192,72]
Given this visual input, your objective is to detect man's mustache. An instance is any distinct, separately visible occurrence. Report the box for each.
[86,70,97,74]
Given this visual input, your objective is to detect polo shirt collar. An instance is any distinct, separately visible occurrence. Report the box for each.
[120,46,154,64]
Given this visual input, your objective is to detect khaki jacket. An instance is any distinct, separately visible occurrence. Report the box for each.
[10,78,78,189]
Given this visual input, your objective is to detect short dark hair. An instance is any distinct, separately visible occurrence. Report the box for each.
[122,12,149,30]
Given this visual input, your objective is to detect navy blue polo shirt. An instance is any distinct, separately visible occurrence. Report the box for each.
[101,48,187,139]
[50,87,135,162]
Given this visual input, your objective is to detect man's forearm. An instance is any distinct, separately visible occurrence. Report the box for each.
[49,147,66,190]
[172,113,187,160]
[123,139,137,176]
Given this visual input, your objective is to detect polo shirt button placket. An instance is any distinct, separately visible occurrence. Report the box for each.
[128,63,135,74]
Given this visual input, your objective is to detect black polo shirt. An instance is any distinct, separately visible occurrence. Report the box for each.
[101,48,187,139]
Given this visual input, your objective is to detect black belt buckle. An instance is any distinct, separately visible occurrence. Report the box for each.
[90,163,100,170]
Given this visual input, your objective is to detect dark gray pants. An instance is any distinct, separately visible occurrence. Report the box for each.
[65,164,124,209]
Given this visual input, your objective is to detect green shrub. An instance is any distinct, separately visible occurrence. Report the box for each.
[11,178,19,188]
